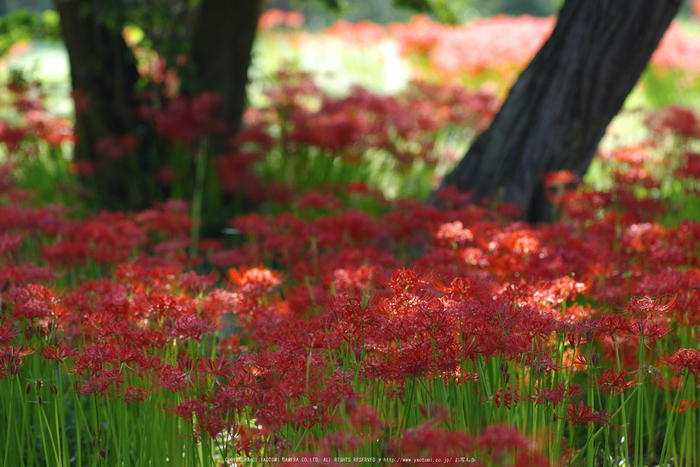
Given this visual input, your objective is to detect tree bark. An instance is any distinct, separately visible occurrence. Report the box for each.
[191,0,263,138]
[435,0,681,222]
[55,0,148,208]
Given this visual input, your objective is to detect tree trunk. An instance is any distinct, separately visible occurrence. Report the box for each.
[55,0,149,208]
[191,0,263,139]
[435,0,681,222]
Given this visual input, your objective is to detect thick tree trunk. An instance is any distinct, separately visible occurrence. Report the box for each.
[435,0,681,222]
[55,0,148,208]
[191,0,263,138]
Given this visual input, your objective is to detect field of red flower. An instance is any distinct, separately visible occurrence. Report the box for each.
[2,9,700,467]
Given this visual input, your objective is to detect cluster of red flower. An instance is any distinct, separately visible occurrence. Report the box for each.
[1,98,700,463]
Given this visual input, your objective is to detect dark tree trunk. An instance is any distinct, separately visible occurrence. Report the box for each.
[191,0,263,139]
[435,0,681,222]
[55,0,149,208]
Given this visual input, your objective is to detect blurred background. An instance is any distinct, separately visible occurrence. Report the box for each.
[2,0,698,23]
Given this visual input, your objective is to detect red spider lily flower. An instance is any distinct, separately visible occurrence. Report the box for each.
[102,342,148,368]
[25,111,74,146]
[0,344,35,377]
[562,320,600,348]
[0,119,26,152]
[172,314,214,343]
[477,424,531,463]
[492,386,521,409]
[133,200,192,236]
[543,169,579,189]
[532,381,579,409]
[595,314,634,338]
[434,220,474,248]
[667,348,700,376]
[198,355,232,381]
[94,135,139,160]
[675,399,699,414]
[433,275,494,302]
[621,295,676,320]
[216,151,263,195]
[0,160,16,194]
[330,264,377,293]
[349,403,384,434]
[70,89,89,114]
[158,364,188,392]
[227,265,282,292]
[566,400,610,426]
[149,92,226,142]
[324,291,379,331]
[597,369,636,395]
[675,150,700,180]
[146,291,188,318]
[641,318,671,343]
[258,8,285,30]
[124,385,149,404]
[320,432,364,452]
[283,10,304,28]
[67,343,106,376]
[0,263,55,288]
[0,324,19,345]
[11,284,66,321]
[388,267,428,294]
[174,397,208,421]
[0,232,23,256]
[213,386,250,415]
[693,0,700,15]
[645,105,699,139]
[230,124,274,151]
[176,270,218,295]
[40,342,78,362]
[79,368,125,396]
[387,423,474,461]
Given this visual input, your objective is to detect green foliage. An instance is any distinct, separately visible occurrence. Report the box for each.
[84,0,195,66]
[0,9,60,58]
[393,0,461,23]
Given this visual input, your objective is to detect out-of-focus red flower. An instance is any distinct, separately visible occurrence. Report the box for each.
[155,166,178,185]
[597,369,636,395]
[71,89,89,114]
[667,348,700,376]
[284,10,304,28]
[645,105,699,139]
[0,120,26,152]
[11,284,66,321]
[68,160,95,175]
[259,8,285,29]
[40,342,78,362]
[94,135,140,159]
[147,92,226,142]
[652,22,700,73]
[566,400,610,426]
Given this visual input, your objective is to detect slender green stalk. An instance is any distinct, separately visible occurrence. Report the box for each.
[587,347,595,467]
[613,335,631,465]
[189,137,209,258]
[634,334,645,467]
[659,372,690,467]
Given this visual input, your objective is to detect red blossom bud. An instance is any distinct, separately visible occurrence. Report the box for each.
[50,384,58,395]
